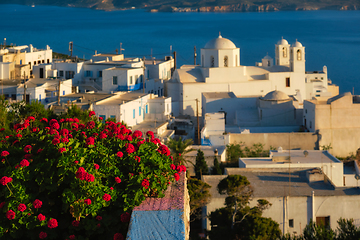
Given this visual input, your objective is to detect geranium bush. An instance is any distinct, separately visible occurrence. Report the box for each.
[0,112,186,239]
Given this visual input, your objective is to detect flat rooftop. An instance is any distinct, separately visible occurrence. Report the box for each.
[95,92,147,105]
[241,150,340,166]
[203,169,360,198]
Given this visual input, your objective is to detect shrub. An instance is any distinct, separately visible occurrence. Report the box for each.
[0,115,184,239]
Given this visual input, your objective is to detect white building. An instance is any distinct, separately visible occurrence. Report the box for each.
[166,35,338,118]
[202,149,360,236]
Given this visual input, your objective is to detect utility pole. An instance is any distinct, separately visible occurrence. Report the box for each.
[194,46,197,65]
[57,79,61,105]
[69,41,73,58]
[142,56,146,93]
[196,98,200,145]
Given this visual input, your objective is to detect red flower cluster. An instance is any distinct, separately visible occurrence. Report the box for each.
[103,193,111,202]
[113,233,124,240]
[134,156,141,163]
[117,151,123,158]
[58,148,66,153]
[89,111,96,117]
[141,179,149,189]
[37,214,46,221]
[176,165,186,173]
[33,199,42,209]
[157,145,170,156]
[115,177,121,183]
[132,130,142,138]
[94,163,99,170]
[85,137,95,146]
[120,212,131,222]
[1,150,9,157]
[47,218,58,228]
[174,173,180,182]
[72,220,80,227]
[125,143,136,154]
[84,198,91,205]
[86,121,95,129]
[19,159,30,167]
[18,203,26,212]
[39,231,47,239]
[6,210,15,220]
[24,145,32,153]
[0,176,12,185]
[75,167,95,182]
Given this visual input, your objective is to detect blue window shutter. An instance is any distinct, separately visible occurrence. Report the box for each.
[133,109,135,119]
[145,105,148,114]
[139,107,141,116]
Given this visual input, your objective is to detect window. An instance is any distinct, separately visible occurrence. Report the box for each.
[47,59,49,64]
[113,76,118,85]
[34,61,36,65]
[130,76,133,84]
[289,219,294,228]
[98,71,102,77]
[99,115,106,123]
[85,71,92,77]
[38,60,41,64]
[39,94,41,101]
[59,71,64,77]
[297,50,302,61]
[139,106,141,116]
[133,109,135,119]
[224,56,228,67]
[210,56,214,67]
[63,91,65,95]
[283,47,287,58]
[42,60,44,63]
[286,77,290,87]
[145,105,148,114]
[268,61,271,66]
[110,115,116,120]
[316,90,321,92]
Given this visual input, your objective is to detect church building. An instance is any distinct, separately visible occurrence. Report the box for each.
[166,35,338,117]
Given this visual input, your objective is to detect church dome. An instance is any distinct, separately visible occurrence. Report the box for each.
[292,40,303,47]
[277,38,289,45]
[262,90,290,101]
[204,35,236,49]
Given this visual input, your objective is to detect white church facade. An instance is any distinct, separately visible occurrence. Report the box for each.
[166,35,338,117]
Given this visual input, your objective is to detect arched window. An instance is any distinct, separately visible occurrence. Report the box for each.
[282,47,287,58]
[210,56,214,67]
[268,61,271,66]
[224,56,228,67]
[297,50,302,61]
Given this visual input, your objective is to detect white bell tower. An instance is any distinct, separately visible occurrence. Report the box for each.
[290,40,305,72]
[275,37,290,67]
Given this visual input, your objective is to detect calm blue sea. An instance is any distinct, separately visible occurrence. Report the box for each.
[0,4,359,93]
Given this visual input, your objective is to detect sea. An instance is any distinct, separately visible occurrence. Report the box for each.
[0,4,359,94]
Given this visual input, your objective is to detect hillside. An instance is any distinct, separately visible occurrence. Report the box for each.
[1,0,360,12]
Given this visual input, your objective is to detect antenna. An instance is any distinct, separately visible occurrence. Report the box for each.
[119,43,125,55]
[69,41,73,58]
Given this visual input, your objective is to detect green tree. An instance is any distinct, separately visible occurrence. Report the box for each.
[195,149,208,179]
[303,220,334,240]
[226,142,244,162]
[187,178,211,220]
[165,137,194,165]
[208,175,281,240]
[60,104,91,122]
[212,156,222,175]
[336,218,360,240]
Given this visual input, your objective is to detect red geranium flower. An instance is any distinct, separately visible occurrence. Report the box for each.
[37,213,46,221]
[72,220,80,227]
[115,177,121,183]
[94,163,99,169]
[84,199,91,205]
[125,143,136,154]
[103,193,111,202]
[132,130,142,138]
[120,212,131,223]
[58,148,66,153]
[117,151,123,158]
[52,138,60,145]
[33,199,42,209]
[135,156,141,163]
[47,218,58,228]
[1,151,9,157]
[18,203,26,212]
[19,159,29,167]
[96,215,102,221]
[113,233,124,240]
[141,179,149,189]
[86,137,95,146]
[0,176,12,185]
[89,111,95,117]
[39,231,47,239]
[174,173,180,181]
[6,210,15,220]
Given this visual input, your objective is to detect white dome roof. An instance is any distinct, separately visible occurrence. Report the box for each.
[277,38,289,45]
[262,90,290,101]
[263,54,272,60]
[292,40,303,47]
[204,35,236,49]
